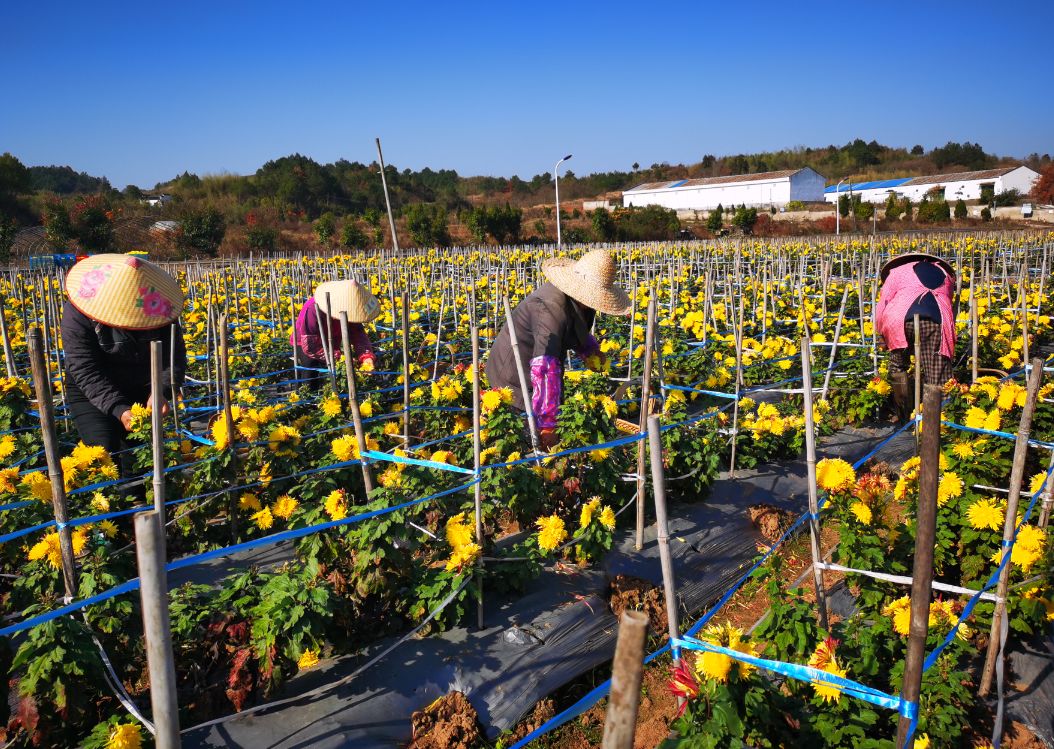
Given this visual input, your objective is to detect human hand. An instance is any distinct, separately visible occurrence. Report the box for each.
[120,410,134,431]
[148,394,171,416]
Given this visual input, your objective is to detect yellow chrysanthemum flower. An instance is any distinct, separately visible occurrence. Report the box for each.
[251,506,274,531]
[815,458,856,494]
[106,722,143,749]
[272,495,299,520]
[445,542,481,572]
[297,649,320,670]
[580,497,601,529]
[965,498,1004,531]
[695,623,757,684]
[324,489,348,521]
[599,506,616,530]
[937,472,963,506]
[849,501,872,525]
[320,394,342,418]
[536,515,568,553]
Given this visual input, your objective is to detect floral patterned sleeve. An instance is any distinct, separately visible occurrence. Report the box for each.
[530,355,562,430]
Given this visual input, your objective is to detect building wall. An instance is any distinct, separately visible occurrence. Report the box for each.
[824,168,1041,205]
[624,177,793,211]
[789,169,826,202]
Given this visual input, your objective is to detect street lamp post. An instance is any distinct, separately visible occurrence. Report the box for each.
[835,178,847,235]
[554,154,573,248]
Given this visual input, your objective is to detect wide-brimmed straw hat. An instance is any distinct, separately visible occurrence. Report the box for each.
[65,253,183,330]
[542,249,632,316]
[314,279,381,323]
[880,253,956,283]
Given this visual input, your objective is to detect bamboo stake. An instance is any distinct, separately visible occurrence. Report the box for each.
[0,292,16,377]
[338,312,375,494]
[801,337,830,630]
[471,326,484,629]
[895,383,942,749]
[647,414,681,656]
[970,273,979,382]
[820,285,850,402]
[375,137,401,254]
[134,511,181,749]
[601,610,649,749]
[502,296,541,455]
[635,297,657,551]
[979,359,1044,696]
[28,327,77,599]
[218,314,238,541]
[149,343,167,532]
[401,291,411,449]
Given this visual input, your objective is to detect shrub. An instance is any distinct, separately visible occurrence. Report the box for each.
[405,203,451,248]
[178,207,226,257]
[314,212,336,246]
[981,207,992,221]
[706,205,724,233]
[246,226,278,252]
[340,220,369,249]
[591,207,616,242]
[954,199,968,219]
[784,200,806,211]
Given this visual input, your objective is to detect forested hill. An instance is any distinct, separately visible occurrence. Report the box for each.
[3,141,1050,221]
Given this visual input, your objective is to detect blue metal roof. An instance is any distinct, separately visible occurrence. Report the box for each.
[666,179,687,188]
[824,177,911,194]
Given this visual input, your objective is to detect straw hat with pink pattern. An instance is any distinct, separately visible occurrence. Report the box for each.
[65,254,184,330]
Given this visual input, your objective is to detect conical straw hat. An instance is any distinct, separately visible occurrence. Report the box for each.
[314,279,381,323]
[65,253,184,330]
[880,253,955,282]
[542,249,632,316]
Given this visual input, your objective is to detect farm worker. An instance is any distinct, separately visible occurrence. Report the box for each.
[487,248,632,450]
[874,252,957,419]
[60,254,187,476]
[291,279,380,385]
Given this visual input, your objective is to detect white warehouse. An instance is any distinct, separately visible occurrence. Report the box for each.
[622,168,826,211]
[824,166,1040,204]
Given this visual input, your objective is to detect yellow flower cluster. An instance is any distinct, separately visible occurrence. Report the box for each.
[807,637,848,703]
[324,489,348,521]
[536,515,567,553]
[815,458,856,494]
[579,497,616,531]
[444,512,480,572]
[28,526,90,569]
[58,442,118,492]
[883,596,971,640]
[992,524,1047,572]
[694,623,757,684]
[268,425,301,457]
[106,722,143,749]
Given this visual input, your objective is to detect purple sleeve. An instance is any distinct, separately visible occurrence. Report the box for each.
[348,323,374,360]
[294,298,326,360]
[530,355,562,430]
[576,334,600,358]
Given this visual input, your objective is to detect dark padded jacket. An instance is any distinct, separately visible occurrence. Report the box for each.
[61,300,187,419]
[486,282,596,415]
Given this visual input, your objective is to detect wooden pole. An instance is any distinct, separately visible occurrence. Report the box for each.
[600,610,649,749]
[979,359,1044,696]
[338,312,375,493]
[647,414,681,656]
[218,315,238,541]
[820,285,850,402]
[1037,447,1054,530]
[401,290,411,449]
[471,326,484,629]
[502,296,541,454]
[28,327,77,599]
[0,293,16,377]
[150,343,167,531]
[134,511,181,749]
[375,137,401,254]
[801,337,830,630]
[895,383,942,749]
[970,273,979,383]
[635,296,657,551]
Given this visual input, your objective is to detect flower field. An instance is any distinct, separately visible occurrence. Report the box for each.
[0,230,1052,749]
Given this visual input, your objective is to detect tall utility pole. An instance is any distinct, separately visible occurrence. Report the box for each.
[554,154,573,248]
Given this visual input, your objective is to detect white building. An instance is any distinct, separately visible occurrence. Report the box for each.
[824,166,1040,205]
[141,193,174,208]
[622,168,826,211]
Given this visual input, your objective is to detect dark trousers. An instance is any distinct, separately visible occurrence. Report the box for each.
[294,348,329,391]
[66,398,138,479]
[889,318,953,386]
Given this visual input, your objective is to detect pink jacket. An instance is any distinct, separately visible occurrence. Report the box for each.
[875,262,955,358]
[290,297,375,363]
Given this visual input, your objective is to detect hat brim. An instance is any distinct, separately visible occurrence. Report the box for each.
[880,253,955,282]
[65,254,184,330]
[314,280,382,323]
[542,258,633,316]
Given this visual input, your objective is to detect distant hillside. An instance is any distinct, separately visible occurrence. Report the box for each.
[28,165,111,195]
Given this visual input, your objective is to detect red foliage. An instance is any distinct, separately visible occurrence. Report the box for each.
[1031,164,1054,205]
[225,648,256,712]
[815,216,838,234]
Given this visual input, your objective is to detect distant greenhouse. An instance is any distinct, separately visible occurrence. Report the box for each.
[622,168,826,211]
[824,166,1040,204]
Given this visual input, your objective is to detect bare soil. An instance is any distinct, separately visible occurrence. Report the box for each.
[408,691,483,749]
[608,575,668,636]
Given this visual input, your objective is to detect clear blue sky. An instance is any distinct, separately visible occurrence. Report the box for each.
[2,0,1051,189]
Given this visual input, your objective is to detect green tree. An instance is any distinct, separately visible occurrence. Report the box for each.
[314,212,336,246]
[853,198,874,221]
[0,215,16,262]
[465,203,521,244]
[178,207,226,256]
[591,207,616,241]
[731,206,759,234]
[340,221,369,249]
[613,205,680,241]
[706,204,724,233]
[41,197,73,246]
[0,153,31,197]
[954,199,968,219]
[246,226,278,251]
[404,203,451,247]
[884,192,902,220]
[70,195,114,252]
[837,193,851,218]
[980,207,992,221]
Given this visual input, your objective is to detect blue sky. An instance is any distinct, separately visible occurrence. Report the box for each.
[2,0,1050,189]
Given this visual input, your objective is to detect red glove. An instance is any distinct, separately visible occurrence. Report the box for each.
[539,429,559,451]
